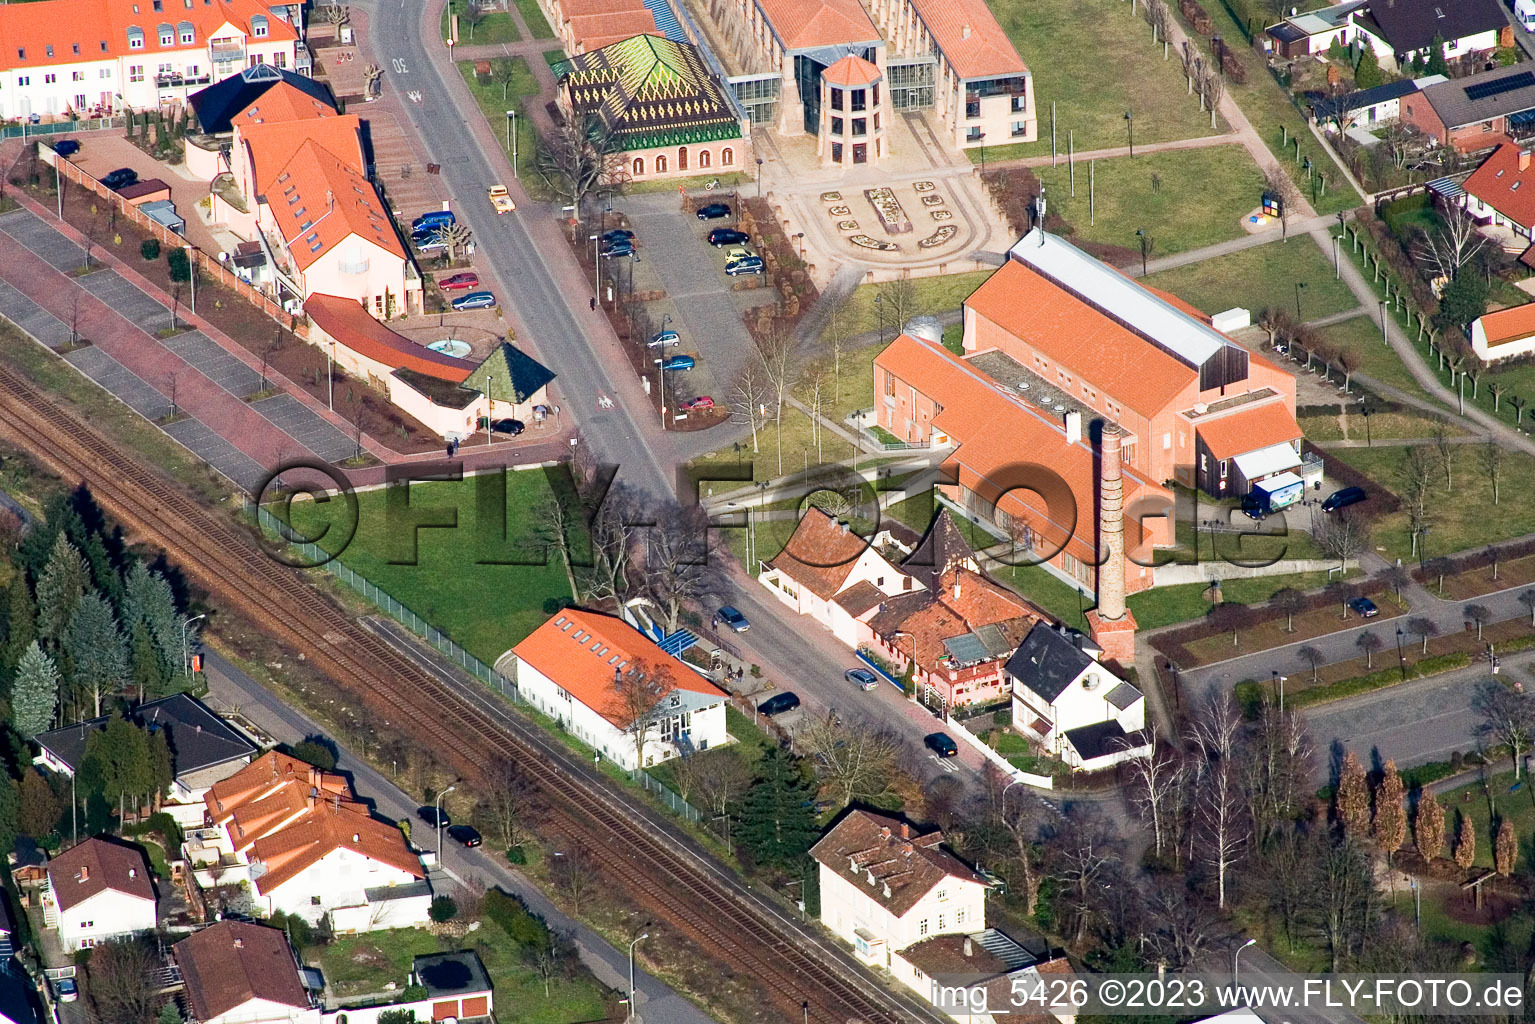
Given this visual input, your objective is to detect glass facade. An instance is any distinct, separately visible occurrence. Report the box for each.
[887,57,934,110]
[729,74,779,124]
[794,54,824,135]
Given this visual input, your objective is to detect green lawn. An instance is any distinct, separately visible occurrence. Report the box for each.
[1311,312,1423,396]
[1127,570,1337,629]
[1144,239,1357,320]
[994,563,1092,632]
[977,0,1221,160]
[309,929,439,997]
[941,322,964,355]
[442,0,522,43]
[1034,145,1265,255]
[623,170,749,194]
[1330,443,1535,559]
[514,0,557,38]
[543,48,567,66]
[836,272,992,341]
[456,58,542,182]
[1437,769,1535,874]
[280,472,577,663]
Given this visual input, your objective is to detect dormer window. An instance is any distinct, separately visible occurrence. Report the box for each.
[71,43,79,55]
[252,14,269,36]
[178,21,195,43]
[45,45,52,57]
[15,48,22,59]
[158,23,174,45]
[127,26,145,48]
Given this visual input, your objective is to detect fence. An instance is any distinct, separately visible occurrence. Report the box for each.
[5,116,124,139]
[944,715,1054,790]
[39,144,308,339]
[251,502,706,822]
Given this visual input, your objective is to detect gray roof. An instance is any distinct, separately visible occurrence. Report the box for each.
[36,694,255,781]
[188,64,337,134]
[1313,78,1420,121]
[1063,720,1143,762]
[412,951,492,998]
[1421,64,1535,130]
[1364,0,1504,53]
[942,633,990,666]
[0,965,38,1024]
[1104,681,1142,711]
[1004,623,1093,704]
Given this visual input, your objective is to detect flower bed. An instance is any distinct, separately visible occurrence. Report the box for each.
[828,205,852,217]
[820,191,843,202]
[918,226,957,248]
[920,194,944,207]
[837,219,859,231]
[913,181,935,193]
[850,234,899,252]
[863,187,911,234]
[930,210,952,222]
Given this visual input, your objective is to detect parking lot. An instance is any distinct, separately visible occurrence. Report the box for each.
[59,132,223,255]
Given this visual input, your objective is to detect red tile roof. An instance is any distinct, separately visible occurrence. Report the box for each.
[966,258,1194,416]
[305,294,476,381]
[557,0,649,16]
[910,0,1027,79]
[47,838,155,912]
[823,54,880,86]
[231,81,337,127]
[1465,143,1535,228]
[239,114,363,197]
[175,922,310,1022]
[767,507,878,599]
[870,566,1039,675]
[513,609,727,729]
[570,13,659,51]
[1476,301,1535,344]
[249,800,422,894]
[0,0,295,70]
[1195,400,1302,460]
[267,139,403,271]
[752,0,877,49]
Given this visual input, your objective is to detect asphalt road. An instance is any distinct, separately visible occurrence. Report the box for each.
[200,649,718,1024]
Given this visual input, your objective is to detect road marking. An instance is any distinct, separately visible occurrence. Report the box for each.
[392,58,410,74]
[929,755,958,773]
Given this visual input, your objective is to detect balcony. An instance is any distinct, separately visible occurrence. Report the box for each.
[210,44,245,65]
[295,41,312,74]
[156,72,211,89]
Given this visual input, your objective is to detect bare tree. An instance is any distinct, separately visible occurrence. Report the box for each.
[461,0,485,39]
[1402,445,1435,558]
[532,483,583,600]
[641,504,721,634]
[1519,588,1535,627]
[1466,602,1491,641]
[873,276,921,338]
[729,360,771,454]
[1408,615,1437,654]
[1241,703,1313,848]
[1188,696,1248,909]
[1123,721,1183,860]
[1299,644,1325,683]
[492,58,521,102]
[1272,586,1306,633]
[796,711,901,807]
[691,748,752,839]
[799,367,829,465]
[1474,682,1535,782]
[1256,306,1294,349]
[362,63,384,99]
[433,220,474,262]
[1050,805,1119,944]
[1424,556,1455,592]
[1316,509,1365,570]
[550,843,599,913]
[612,657,667,770]
[1198,64,1225,129]
[86,938,160,1024]
[535,114,619,226]
[821,303,854,407]
[1355,630,1383,669]
[1144,887,1213,970]
[756,323,798,477]
[1413,206,1486,285]
[1263,166,1301,240]
[1480,438,1503,505]
[323,3,350,30]
[583,481,646,606]
[477,758,536,851]
[1337,349,1361,392]
[1431,416,1454,492]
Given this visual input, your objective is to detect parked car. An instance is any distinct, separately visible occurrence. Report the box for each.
[1322,486,1367,513]
[758,691,800,716]
[602,240,636,259]
[487,184,516,213]
[713,606,749,632]
[845,668,879,691]
[659,355,695,372]
[451,291,496,311]
[648,329,681,348]
[412,210,456,233]
[600,228,634,244]
[491,418,525,435]
[53,139,80,157]
[696,202,731,220]
[52,978,77,1003]
[924,732,959,758]
[680,395,714,410]
[416,236,450,253]
[438,272,479,292]
[1348,596,1380,618]
[708,228,749,246]
[100,167,138,191]
[723,246,755,265]
[418,806,451,828]
[447,824,483,848]
[725,257,765,276]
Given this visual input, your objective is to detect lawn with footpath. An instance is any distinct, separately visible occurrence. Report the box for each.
[442,0,522,43]
[457,58,542,183]
[1144,239,1357,320]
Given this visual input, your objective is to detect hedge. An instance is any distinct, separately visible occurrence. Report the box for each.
[1412,536,1535,584]
[1241,651,1472,714]
[482,888,552,951]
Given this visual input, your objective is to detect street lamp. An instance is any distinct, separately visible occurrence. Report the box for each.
[181,613,206,677]
[874,292,884,344]
[1233,937,1257,989]
[589,233,601,304]
[184,244,197,315]
[1379,299,1388,347]
[1135,228,1148,277]
[1295,281,1307,319]
[977,131,987,173]
[628,932,649,1022]
[756,157,764,199]
[506,110,519,176]
[435,784,457,865]
[795,232,805,260]
[658,314,671,429]
[1271,670,1287,711]
[802,1000,810,1024]
[1124,110,1134,157]
[1396,626,1406,679]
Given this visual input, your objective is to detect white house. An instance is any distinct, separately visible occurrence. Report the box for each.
[174,921,319,1024]
[187,751,429,930]
[1350,0,1505,69]
[1007,622,1149,770]
[511,608,731,772]
[42,838,157,952]
[0,0,301,121]
[1471,304,1535,364]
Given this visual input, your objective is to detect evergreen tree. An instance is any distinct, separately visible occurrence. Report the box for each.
[157,1002,183,1024]
[1372,759,1406,858]
[18,769,62,838]
[129,621,165,703]
[737,747,819,870]
[1416,793,1445,860]
[80,531,122,611]
[65,593,128,719]
[82,714,155,817]
[34,534,87,646]
[1354,46,1383,90]
[1335,751,1371,840]
[0,778,18,858]
[123,563,183,682]
[1426,36,1449,77]
[4,581,34,670]
[10,641,59,738]
[1438,270,1488,330]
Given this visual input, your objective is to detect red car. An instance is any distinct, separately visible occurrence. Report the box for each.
[681,396,714,410]
[438,272,479,292]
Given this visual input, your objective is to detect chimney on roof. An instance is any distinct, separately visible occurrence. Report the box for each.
[879,826,892,840]
[129,869,137,879]
[78,866,89,882]
[841,521,850,534]
[1521,150,1532,172]
[900,822,911,839]
[902,843,914,855]
[953,582,961,601]
[233,937,243,949]
[307,786,318,809]
[962,23,971,37]
[353,833,360,843]
[1064,409,1082,445]
[964,937,974,957]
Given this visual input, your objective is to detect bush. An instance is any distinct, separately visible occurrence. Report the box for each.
[377,1011,417,1024]
[140,238,160,260]
[428,895,458,923]
[1285,651,1470,710]
[285,736,338,771]
[402,984,428,1001]
[146,812,182,848]
[482,888,551,950]
[267,911,314,948]
[167,247,190,283]
[505,845,527,865]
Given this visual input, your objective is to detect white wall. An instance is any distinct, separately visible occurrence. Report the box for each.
[206,996,320,1024]
[329,891,431,934]
[260,846,421,922]
[1472,319,1535,363]
[56,889,156,951]
[817,861,986,959]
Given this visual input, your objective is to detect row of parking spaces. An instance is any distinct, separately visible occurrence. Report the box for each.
[0,208,87,272]
[0,279,75,349]
[76,270,176,335]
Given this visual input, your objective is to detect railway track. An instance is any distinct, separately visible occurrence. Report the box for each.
[0,362,943,1024]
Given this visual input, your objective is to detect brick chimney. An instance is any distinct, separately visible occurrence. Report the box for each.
[899,822,911,839]
[1086,424,1137,664]
[1521,149,1532,173]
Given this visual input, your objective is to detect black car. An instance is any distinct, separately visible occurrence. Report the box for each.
[417,806,452,829]
[758,691,800,716]
[708,228,749,246]
[602,240,636,258]
[1348,596,1380,618]
[491,418,525,435]
[100,167,138,191]
[1322,486,1366,513]
[925,732,959,758]
[599,228,634,244]
[53,139,80,157]
[447,824,483,848]
[696,203,731,220]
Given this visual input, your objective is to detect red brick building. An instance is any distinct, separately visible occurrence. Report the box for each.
[1403,64,1535,154]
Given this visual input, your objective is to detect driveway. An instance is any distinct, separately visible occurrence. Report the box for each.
[62,132,223,255]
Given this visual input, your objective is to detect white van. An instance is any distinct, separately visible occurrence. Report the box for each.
[1517,0,1535,32]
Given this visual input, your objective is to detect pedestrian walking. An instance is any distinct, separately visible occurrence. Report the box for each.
[590,296,596,311]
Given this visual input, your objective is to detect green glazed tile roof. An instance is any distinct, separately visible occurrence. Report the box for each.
[462,341,556,404]
[556,34,742,152]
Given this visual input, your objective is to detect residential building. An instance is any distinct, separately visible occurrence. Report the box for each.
[411,952,495,1021]
[1312,76,1445,130]
[552,35,750,183]
[42,838,156,951]
[1264,1,1366,59]
[1463,142,1535,244]
[0,0,301,121]
[1403,64,1535,153]
[511,608,730,771]
[893,935,1072,1024]
[1006,622,1149,770]
[1350,0,1507,69]
[186,751,429,930]
[33,694,257,827]
[185,62,336,177]
[174,921,318,1024]
[1471,303,1535,363]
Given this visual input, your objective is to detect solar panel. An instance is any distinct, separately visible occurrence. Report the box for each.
[1465,71,1535,102]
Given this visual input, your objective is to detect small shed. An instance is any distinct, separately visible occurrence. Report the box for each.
[139,199,186,235]
[117,178,173,206]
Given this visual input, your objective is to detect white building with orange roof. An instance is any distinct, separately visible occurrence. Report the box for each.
[1471,303,1535,364]
[0,0,299,120]
[184,751,430,930]
[511,608,730,771]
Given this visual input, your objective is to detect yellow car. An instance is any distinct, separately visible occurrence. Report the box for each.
[487,185,516,214]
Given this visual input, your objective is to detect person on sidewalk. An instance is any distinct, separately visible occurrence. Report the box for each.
[589,297,596,311]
